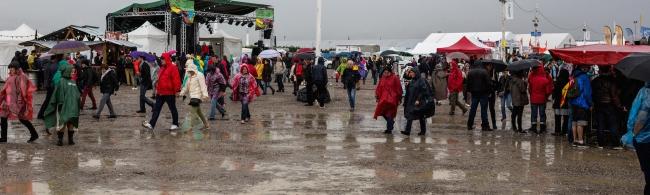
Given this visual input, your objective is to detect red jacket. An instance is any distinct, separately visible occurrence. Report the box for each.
[528,66,553,104]
[447,61,463,92]
[374,73,403,119]
[156,52,181,95]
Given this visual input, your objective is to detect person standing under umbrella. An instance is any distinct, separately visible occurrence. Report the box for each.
[262,59,276,95]
[374,66,402,134]
[569,65,593,147]
[93,66,119,119]
[311,57,329,108]
[44,63,80,146]
[142,52,181,130]
[291,59,305,96]
[527,65,553,133]
[510,70,529,133]
[0,62,39,143]
[630,82,650,194]
[255,57,265,94]
[552,68,570,136]
[466,62,492,131]
[591,66,623,149]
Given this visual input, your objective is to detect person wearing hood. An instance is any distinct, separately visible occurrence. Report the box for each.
[262,59,276,95]
[359,58,368,85]
[401,68,434,136]
[44,62,80,146]
[206,64,228,120]
[311,57,329,108]
[143,51,181,130]
[0,62,38,143]
[335,58,348,83]
[569,65,593,147]
[485,63,501,130]
[466,62,492,131]
[552,68,570,136]
[180,60,210,130]
[432,64,448,106]
[447,60,467,115]
[255,57,265,94]
[374,66,402,134]
[630,82,650,194]
[303,58,315,106]
[342,60,361,111]
[510,70,529,133]
[38,55,60,122]
[274,56,286,92]
[591,66,623,149]
[232,65,260,124]
[527,65,553,133]
[78,59,98,110]
[93,65,119,119]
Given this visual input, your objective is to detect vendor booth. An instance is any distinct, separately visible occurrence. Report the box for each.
[127,21,175,54]
[549,44,650,65]
[199,27,242,58]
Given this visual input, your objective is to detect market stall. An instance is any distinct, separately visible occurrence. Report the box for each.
[549,44,650,65]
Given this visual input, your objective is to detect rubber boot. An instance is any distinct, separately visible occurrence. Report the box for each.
[527,123,538,134]
[540,123,547,134]
[57,132,64,146]
[68,130,75,145]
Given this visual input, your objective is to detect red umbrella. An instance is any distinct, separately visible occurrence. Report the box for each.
[296,48,314,54]
[549,44,650,65]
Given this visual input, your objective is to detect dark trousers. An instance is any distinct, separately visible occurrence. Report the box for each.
[80,86,97,109]
[371,69,378,85]
[554,115,569,134]
[511,106,524,131]
[275,74,284,91]
[531,103,547,126]
[241,100,251,120]
[596,103,620,147]
[139,85,154,111]
[383,116,395,130]
[305,82,314,104]
[488,93,497,129]
[1,117,37,140]
[468,94,489,129]
[293,78,304,94]
[405,117,426,133]
[315,83,327,107]
[149,95,179,128]
[37,87,54,119]
[634,140,650,195]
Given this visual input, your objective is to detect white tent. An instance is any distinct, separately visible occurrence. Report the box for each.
[411,32,515,55]
[0,24,41,65]
[127,21,174,54]
[199,26,242,59]
[514,33,575,50]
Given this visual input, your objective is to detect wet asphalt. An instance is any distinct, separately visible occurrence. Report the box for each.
[0,77,644,194]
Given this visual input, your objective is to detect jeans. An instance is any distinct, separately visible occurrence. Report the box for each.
[346,86,356,109]
[80,86,97,109]
[139,84,154,111]
[275,74,285,91]
[383,116,395,131]
[149,95,179,128]
[488,93,497,128]
[405,117,426,133]
[511,106,524,131]
[263,80,275,94]
[209,97,226,119]
[531,103,547,125]
[96,93,116,116]
[634,139,650,195]
[596,103,619,147]
[449,92,467,114]
[240,94,251,120]
[500,92,512,120]
[467,94,489,129]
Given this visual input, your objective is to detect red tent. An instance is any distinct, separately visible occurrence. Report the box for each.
[549,44,650,65]
[437,36,492,54]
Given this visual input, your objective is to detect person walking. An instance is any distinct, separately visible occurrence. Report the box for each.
[38,56,60,120]
[180,62,210,130]
[290,60,305,96]
[44,63,80,146]
[466,62,492,131]
[432,64,448,106]
[448,60,467,115]
[569,65,593,147]
[591,66,623,149]
[552,68,570,136]
[78,60,97,110]
[0,62,38,143]
[255,57,265,94]
[124,56,135,86]
[498,71,513,129]
[510,71,529,133]
[206,64,227,120]
[93,66,119,119]
[136,59,154,113]
[274,57,286,92]
[232,66,260,124]
[342,60,361,112]
[142,51,181,130]
[485,63,500,130]
[262,59,276,95]
[335,58,347,84]
[303,59,315,106]
[630,82,650,194]
[401,68,434,136]
[311,57,329,108]
[374,67,402,134]
[528,65,553,134]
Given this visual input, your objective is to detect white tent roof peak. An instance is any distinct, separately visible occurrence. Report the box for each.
[199,27,240,40]
[128,21,167,37]
[0,24,42,41]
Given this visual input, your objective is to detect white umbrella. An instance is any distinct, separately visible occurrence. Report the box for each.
[259,49,281,59]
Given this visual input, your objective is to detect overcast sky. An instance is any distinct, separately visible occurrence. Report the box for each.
[1,0,649,41]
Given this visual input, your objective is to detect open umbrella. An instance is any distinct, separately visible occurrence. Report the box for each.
[296,48,314,54]
[380,50,399,57]
[130,51,156,62]
[296,53,315,60]
[507,59,539,72]
[479,59,508,72]
[446,52,470,61]
[39,52,54,60]
[259,49,281,59]
[615,53,650,82]
[49,41,91,54]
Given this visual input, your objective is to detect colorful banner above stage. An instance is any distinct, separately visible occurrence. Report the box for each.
[255,8,274,30]
[170,0,195,25]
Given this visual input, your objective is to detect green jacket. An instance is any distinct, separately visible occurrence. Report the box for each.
[44,65,80,129]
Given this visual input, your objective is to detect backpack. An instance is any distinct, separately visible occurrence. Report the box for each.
[566,78,581,99]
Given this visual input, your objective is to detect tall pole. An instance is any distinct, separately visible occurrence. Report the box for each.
[500,0,506,61]
[582,22,587,46]
[315,0,322,57]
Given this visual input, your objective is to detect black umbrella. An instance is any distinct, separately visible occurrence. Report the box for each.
[507,59,539,72]
[380,50,399,57]
[480,59,508,72]
[296,53,315,60]
[615,53,650,82]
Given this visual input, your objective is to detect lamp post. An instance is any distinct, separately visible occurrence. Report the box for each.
[635,20,639,41]
[499,0,506,61]
[315,0,322,57]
